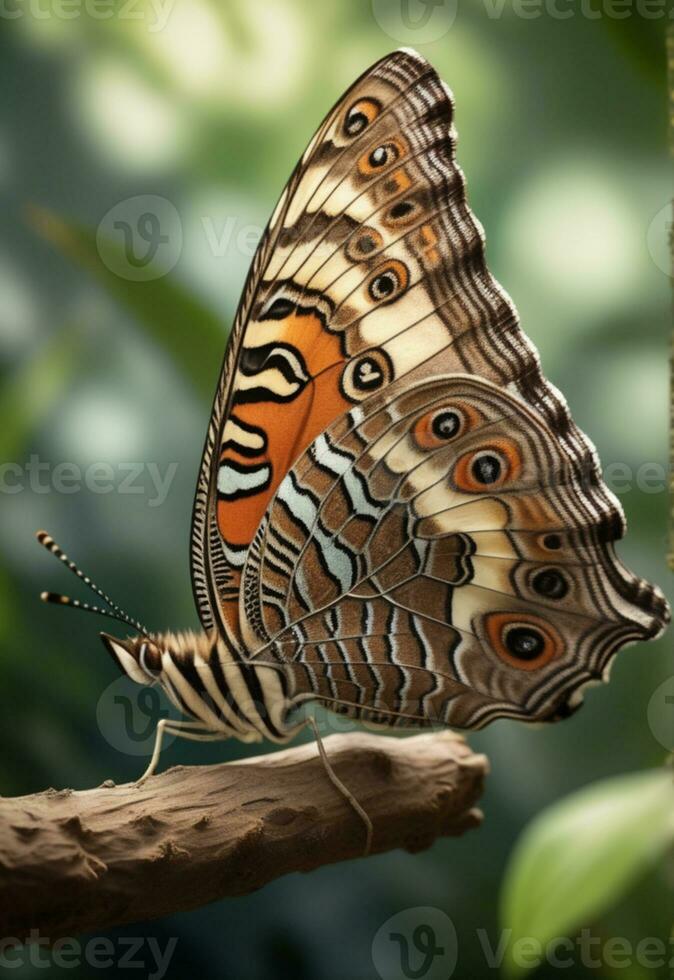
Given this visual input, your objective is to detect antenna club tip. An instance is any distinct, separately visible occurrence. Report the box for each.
[41,591,69,604]
[36,529,49,542]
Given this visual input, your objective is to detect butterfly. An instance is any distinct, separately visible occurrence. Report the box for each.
[39,49,669,852]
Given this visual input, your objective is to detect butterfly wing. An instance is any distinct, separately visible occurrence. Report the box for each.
[240,376,668,728]
[192,48,575,640]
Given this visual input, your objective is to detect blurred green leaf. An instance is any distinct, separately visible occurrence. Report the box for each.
[0,322,84,462]
[594,10,666,86]
[28,206,225,398]
[500,768,674,979]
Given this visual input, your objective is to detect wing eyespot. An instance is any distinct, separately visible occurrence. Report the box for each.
[453,439,522,492]
[358,138,406,176]
[384,198,420,228]
[530,567,569,600]
[413,407,464,450]
[343,98,381,137]
[345,227,383,262]
[484,612,564,671]
[366,260,409,304]
[340,349,393,402]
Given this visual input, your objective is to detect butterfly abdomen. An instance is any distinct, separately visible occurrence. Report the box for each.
[101,630,303,744]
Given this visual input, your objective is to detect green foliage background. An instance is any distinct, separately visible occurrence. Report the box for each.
[0,3,672,978]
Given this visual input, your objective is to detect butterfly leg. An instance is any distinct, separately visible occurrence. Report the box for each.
[137,718,224,784]
[307,716,373,856]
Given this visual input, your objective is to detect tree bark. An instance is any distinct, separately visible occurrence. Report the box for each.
[0,731,487,941]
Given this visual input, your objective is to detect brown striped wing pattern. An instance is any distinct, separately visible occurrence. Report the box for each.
[240,376,668,728]
[192,48,599,643]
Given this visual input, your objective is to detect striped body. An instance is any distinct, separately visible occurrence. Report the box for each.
[102,630,305,744]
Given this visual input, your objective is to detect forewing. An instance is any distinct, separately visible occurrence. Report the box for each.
[193,48,603,641]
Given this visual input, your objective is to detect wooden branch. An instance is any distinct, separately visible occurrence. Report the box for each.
[0,731,487,939]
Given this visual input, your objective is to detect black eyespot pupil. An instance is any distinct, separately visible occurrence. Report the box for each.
[264,297,294,320]
[532,569,568,600]
[390,200,413,219]
[369,146,388,167]
[472,454,502,485]
[369,272,396,300]
[506,627,545,660]
[353,357,383,391]
[432,411,460,440]
[543,534,562,550]
[359,235,376,254]
[345,111,367,135]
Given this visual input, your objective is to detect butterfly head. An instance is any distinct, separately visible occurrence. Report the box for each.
[99,632,164,685]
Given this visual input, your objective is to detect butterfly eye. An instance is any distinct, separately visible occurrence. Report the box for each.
[343,98,380,137]
[453,440,521,493]
[484,612,564,671]
[531,567,569,600]
[367,261,408,304]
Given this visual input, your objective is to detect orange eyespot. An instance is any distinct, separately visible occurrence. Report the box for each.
[343,98,381,137]
[484,612,564,671]
[453,438,521,492]
[358,137,406,176]
[366,260,409,304]
[412,403,481,451]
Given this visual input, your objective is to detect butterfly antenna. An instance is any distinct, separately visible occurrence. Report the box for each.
[36,530,150,637]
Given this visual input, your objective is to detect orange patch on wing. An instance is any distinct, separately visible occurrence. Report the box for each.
[217,311,349,551]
